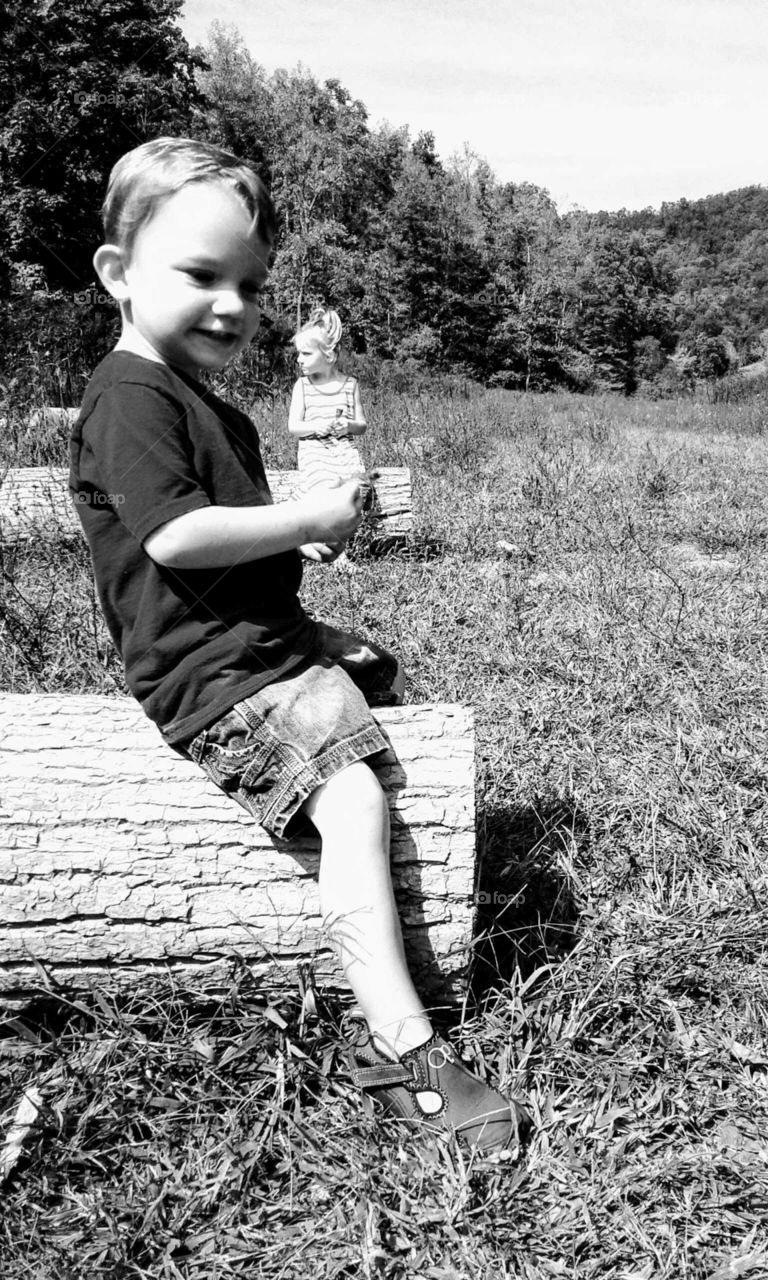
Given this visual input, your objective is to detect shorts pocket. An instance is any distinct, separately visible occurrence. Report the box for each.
[188,706,270,792]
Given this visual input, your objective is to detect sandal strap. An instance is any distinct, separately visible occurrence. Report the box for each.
[349,1060,415,1090]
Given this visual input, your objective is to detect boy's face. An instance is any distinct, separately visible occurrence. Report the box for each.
[118,182,270,377]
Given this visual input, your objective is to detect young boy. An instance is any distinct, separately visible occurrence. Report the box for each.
[69,137,526,1156]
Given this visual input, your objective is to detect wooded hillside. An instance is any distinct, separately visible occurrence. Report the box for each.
[1,0,766,404]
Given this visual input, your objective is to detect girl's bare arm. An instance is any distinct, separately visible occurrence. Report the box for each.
[335,379,368,437]
[330,378,368,440]
[288,379,332,438]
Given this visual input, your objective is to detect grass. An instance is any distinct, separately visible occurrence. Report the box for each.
[2,384,768,1276]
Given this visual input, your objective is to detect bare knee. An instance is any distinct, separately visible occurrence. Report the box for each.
[303,760,387,839]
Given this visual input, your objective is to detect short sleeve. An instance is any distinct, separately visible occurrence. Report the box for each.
[81,381,211,544]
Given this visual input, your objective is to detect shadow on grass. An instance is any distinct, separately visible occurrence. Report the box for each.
[469,795,585,1000]
[350,529,448,561]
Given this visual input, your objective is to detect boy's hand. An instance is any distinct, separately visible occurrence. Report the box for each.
[304,478,362,544]
[299,541,342,562]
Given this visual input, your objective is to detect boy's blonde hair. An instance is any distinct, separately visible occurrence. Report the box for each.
[293,306,343,362]
[102,136,277,259]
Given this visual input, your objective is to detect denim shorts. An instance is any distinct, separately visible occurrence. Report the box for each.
[182,622,403,838]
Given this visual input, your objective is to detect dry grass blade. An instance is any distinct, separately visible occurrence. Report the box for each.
[2,385,768,1276]
[0,1085,43,1182]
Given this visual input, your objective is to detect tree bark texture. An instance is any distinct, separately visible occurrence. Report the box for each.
[0,695,476,1006]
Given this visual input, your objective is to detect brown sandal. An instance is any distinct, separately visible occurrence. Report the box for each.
[348,1032,530,1156]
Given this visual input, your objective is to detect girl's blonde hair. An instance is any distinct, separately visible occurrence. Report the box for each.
[293,306,343,362]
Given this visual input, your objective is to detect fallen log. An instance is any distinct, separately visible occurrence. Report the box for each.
[0,466,413,544]
[0,695,476,1008]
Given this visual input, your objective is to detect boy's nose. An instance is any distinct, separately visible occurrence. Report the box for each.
[212,290,245,316]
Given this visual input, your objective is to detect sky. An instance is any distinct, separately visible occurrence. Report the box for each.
[179,0,768,214]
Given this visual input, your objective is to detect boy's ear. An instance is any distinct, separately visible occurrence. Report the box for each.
[93,244,130,301]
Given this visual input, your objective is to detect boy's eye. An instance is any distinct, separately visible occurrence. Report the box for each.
[242,281,263,298]
[186,268,214,284]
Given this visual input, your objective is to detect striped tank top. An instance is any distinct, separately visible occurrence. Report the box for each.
[295,376,367,495]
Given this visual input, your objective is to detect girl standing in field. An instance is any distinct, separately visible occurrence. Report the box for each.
[289,307,370,567]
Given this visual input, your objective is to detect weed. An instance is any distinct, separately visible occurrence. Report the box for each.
[2,385,768,1275]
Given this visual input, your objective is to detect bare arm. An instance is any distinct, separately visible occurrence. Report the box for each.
[144,481,363,569]
[334,379,367,438]
[288,379,332,439]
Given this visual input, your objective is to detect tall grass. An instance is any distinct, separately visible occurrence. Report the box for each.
[2,385,768,1277]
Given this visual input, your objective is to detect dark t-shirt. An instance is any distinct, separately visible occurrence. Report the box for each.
[69,351,317,745]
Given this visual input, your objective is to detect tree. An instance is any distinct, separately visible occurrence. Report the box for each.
[194,22,272,184]
[364,144,496,372]
[559,222,676,393]
[483,182,566,388]
[263,68,374,328]
[693,334,732,381]
[0,0,204,288]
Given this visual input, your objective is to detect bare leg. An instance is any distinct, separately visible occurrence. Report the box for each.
[303,761,433,1058]
[305,762,528,1154]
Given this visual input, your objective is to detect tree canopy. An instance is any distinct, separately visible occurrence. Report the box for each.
[2,6,766,400]
[0,0,203,288]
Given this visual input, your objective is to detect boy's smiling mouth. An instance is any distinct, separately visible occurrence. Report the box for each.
[195,328,240,345]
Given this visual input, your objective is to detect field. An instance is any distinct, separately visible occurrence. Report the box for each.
[1,384,768,1278]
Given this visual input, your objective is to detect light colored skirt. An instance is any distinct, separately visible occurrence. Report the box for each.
[297,437,368,496]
